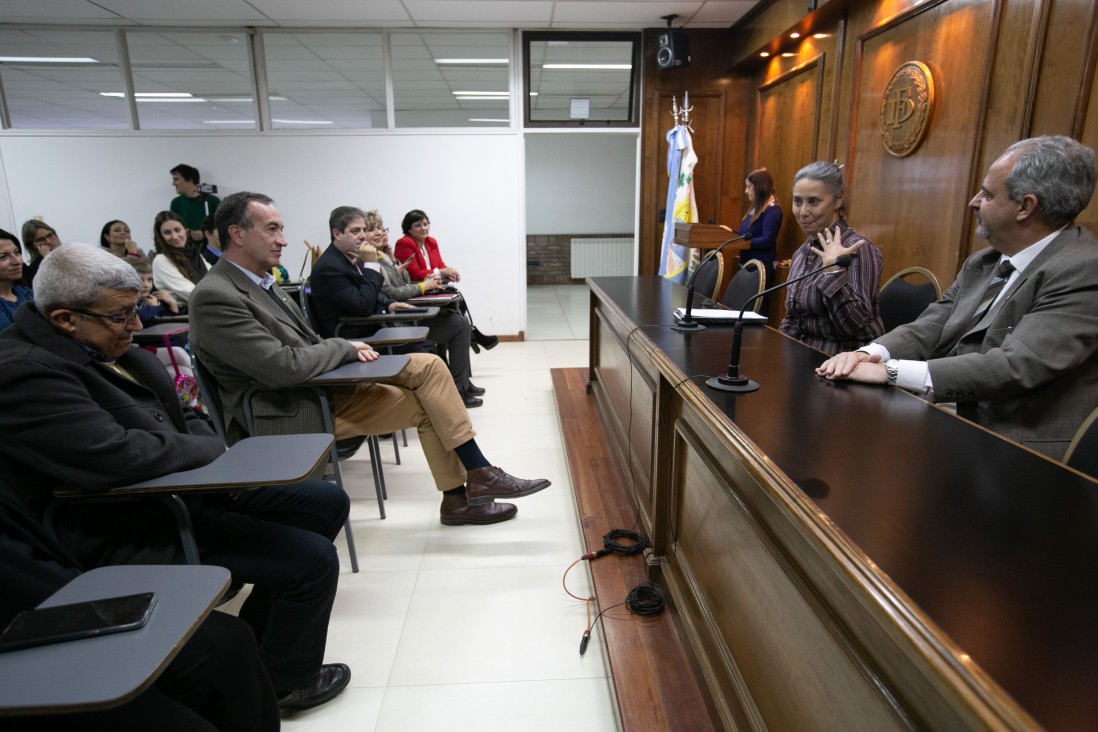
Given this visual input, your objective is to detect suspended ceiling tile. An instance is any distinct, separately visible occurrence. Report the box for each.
[404,1,552,24]
[245,0,412,23]
[91,0,270,24]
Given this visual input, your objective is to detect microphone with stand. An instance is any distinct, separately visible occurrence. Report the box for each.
[707,253,854,393]
[672,232,753,332]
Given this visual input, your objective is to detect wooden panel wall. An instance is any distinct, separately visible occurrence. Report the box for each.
[756,56,826,263]
[638,0,1098,288]
[846,0,998,282]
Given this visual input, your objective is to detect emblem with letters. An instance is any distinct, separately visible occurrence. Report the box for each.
[880,61,935,158]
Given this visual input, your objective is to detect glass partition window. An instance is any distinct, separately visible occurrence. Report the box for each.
[0,29,130,129]
[525,32,640,126]
[392,32,511,128]
[124,31,254,130]
[263,32,386,130]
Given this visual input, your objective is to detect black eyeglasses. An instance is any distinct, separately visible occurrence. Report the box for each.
[33,231,58,246]
[71,307,141,327]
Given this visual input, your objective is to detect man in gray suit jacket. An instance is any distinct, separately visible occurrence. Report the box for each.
[188,191,550,527]
[817,136,1098,461]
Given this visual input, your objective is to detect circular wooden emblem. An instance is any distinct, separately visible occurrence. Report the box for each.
[879,61,934,158]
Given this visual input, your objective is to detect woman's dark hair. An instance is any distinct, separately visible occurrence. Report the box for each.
[21,219,57,263]
[153,210,204,285]
[0,228,22,255]
[745,168,775,223]
[99,219,124,249]
[401,209,429,235]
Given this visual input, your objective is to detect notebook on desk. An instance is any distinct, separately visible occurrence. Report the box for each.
[407,293,461,305]
[673,308,768,325]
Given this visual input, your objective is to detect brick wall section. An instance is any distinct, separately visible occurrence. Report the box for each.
[526,233,633,285]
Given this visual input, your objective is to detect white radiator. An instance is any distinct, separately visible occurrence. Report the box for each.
[570,237,634,277]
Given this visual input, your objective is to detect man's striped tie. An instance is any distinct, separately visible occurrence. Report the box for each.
[970,258,1015,326]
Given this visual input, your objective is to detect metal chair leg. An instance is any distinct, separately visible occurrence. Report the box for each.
[159,494,200,565]
[365,435,386,519]
[391,432,401,464]
[326,444,360,573]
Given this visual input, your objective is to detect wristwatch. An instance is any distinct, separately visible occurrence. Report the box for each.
[885,360,899,385]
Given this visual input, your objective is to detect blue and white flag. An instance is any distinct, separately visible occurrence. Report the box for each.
[657,124,698,283]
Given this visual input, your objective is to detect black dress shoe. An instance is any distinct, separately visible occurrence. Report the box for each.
[440,494,517,525]
[466,382,486,395]
[465,466,551,506]
[461,392,483,408]
[276,663,351,712]
[472,327,499,350]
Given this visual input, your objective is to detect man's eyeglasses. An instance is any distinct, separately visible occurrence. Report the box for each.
[71,307,141,327]
[33,231,58,246]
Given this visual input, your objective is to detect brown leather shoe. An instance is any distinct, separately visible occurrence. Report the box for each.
[440,494,517,525]
[464,466,551,506]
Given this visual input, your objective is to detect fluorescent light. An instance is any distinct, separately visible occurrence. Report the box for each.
[435,58,508,64]
[101,92,194,99]
[813,33,830,39]
[273,118,333,125]
[452,91,508,96]
[468,118,509,123]
[780,52,795,58]
[454,96,510,101]
[543,63,632,70]
[206,96,288,103]
[0,56,98,64]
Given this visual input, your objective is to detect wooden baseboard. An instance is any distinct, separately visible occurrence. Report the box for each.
[552,367,718,732]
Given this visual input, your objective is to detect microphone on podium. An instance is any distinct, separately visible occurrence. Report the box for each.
[707,253,854,393]
[672,233,753,332]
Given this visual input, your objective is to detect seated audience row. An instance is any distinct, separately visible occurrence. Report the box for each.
[310,206,484,407]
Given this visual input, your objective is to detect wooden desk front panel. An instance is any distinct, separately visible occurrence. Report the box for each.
[591,296,658,537]
[665,396,947,730]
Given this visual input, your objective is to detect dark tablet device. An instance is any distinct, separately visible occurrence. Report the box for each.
[0,592,156,653]
[399,307,430,314]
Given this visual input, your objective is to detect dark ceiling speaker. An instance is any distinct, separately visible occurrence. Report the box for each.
[656,29,689,70]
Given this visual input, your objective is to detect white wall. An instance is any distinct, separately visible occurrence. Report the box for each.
[0,131,525,334]
[524,132,638,235]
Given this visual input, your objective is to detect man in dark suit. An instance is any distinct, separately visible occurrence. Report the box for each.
[311,205,483,407]
[817,136,1098,460]
[0,244,352,712]
[187,191,550,527]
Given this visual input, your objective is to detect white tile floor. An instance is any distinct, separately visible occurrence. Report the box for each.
[267,285,616,731]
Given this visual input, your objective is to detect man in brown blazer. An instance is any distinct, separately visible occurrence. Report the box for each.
[188,191,550,526]
[816,136,1098,460]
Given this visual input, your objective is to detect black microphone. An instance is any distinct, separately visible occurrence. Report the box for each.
[672,232,753,332]
[707,253,853,393]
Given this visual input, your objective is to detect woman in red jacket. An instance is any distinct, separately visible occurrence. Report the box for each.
[394,209,498,351]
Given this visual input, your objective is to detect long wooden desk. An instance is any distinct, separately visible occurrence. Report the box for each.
[586,276,1098,731]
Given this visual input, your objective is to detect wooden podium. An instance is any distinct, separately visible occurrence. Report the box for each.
[674,223,748,295]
